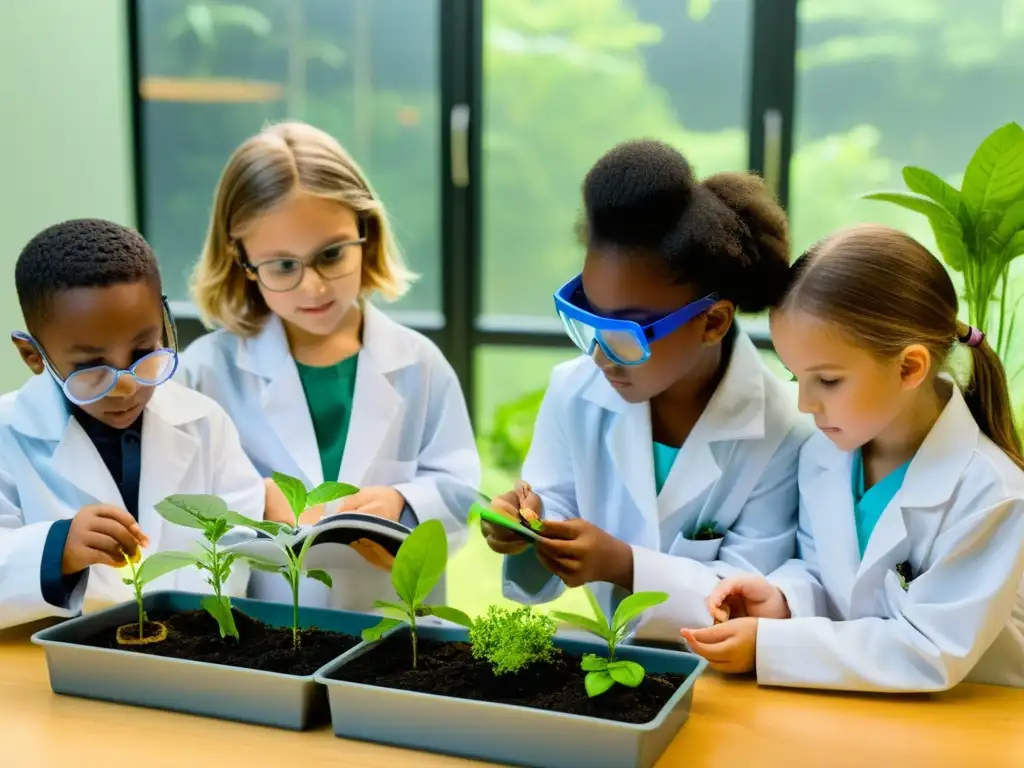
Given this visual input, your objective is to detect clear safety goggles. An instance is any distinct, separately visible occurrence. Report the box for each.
[11,296,180,406]
[553,274,718,365]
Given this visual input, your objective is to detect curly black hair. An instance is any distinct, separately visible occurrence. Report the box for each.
[15,218,161,329]
[578,139,791,314]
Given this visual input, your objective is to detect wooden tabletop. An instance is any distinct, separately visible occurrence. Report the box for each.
[3,619,1022,768]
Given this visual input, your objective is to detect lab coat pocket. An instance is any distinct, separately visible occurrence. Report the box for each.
[880,567,910,617]
[666,531,723,563]
[363,459,417,486]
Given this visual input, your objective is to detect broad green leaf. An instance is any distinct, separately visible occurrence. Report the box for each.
[863,192,970,271]
[581,653,609,672]
[902,166,963,218]
[305,569,333,588]
[272,472,308,519]
[422,605,473,628]
[991,200,1024,254]
[584,670,616,697]
[391,519,447,606]
[307,481,359,506]
[961,122,1024,216]
[239,555,284,573]
[549,611,610,640]
[206,516,228,543]
[607,659,645,688]
[862,191,950,221]
[136,550,200,585]
[373,599,411,618]
[121,577,133,585]
[220,510,291,537]
[155,494,228,529]
[1005,231,1024,261]
[583,586,608,627]
[361,617,404,643]
[201,594,238,639]
[612,591,669,634]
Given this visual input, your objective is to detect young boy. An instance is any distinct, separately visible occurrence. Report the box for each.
[0,218,266,630]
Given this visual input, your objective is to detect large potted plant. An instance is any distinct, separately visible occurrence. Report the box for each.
[864,121,1024,360]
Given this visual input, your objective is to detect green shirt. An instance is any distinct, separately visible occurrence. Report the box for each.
[295,354,359,484]
[851,449,911,557]
[653,441,681,495]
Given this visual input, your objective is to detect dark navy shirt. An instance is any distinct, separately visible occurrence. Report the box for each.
[40,406,143,608]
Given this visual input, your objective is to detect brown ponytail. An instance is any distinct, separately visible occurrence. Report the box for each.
[782,224,1024,472]
[957,321,1024,470]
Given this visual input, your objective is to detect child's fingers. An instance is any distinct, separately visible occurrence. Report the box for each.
[679,627,737,664]
[530,519,577,541]
[489,497,521,519]
[711,603,731,624]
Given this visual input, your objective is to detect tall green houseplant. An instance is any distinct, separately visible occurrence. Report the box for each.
[864,122,1024,360]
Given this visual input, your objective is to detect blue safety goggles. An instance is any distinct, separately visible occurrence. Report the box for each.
[11,296,181,406]
[553,275,718,365]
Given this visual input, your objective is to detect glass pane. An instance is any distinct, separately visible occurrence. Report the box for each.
[479,0,753,324]
[790,0,1024,411]
[135,0,441,316]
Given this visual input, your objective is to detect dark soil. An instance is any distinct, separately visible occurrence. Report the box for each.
[327,635,688,724]
[83,608,359,676]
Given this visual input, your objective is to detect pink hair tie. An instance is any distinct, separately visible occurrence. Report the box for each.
[961,326,985,348]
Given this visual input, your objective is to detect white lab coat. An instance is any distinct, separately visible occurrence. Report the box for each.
[177,301,480,611]
[0,374,265,630]
[504,329,812,636]
[760,385,1024,691]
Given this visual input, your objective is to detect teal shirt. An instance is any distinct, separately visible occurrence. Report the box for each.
[653,441,680,495]
[851,449,911,556]
[295,355,359,484]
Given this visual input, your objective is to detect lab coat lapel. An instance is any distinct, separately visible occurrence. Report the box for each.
[136,385,202,552]
[238,315,323,487]
[805,447,862,613]
[606,401,659,530]
[11,374,125,508]
[338,303,404,485]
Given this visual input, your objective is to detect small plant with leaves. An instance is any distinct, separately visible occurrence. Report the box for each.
[551,587,668,697]
[469,605,558,675]
[362,518,473,668]
[115,548,199,646]
[235,471,362,649]
[688,523,722,541]
[155,494,258,640]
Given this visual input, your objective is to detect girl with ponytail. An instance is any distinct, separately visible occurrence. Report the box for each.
[682,223,1024,692]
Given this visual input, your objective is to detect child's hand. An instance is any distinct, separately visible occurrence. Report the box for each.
[532,518,633,590]
[338,486,406,522]
[706,575,790,621]
[680,617,759,674]
[63,505,150,575]
[482,481,541,556]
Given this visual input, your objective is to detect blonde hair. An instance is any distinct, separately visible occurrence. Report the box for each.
[191,121,416,336]
[781,223,1024,471]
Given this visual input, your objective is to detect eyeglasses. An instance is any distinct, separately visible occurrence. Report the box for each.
[11,297,180,406]
[553,275,718,366]
[237,238,366,293]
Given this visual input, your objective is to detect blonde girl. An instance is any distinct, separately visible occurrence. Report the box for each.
[681,224,1024,692]
[179,121,480,611]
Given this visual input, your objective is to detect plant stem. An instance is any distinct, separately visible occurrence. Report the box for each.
[410,612,418,669]
[291,570,300,650]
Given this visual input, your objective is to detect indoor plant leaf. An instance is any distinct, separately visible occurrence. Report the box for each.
[1004,231,1024,261]
[307,481,360,507]
[155,494,228,529]
[305,568,333,588]
[391,519,447,606]
[607,659,646,687]
[200,594,238,639]
[221,511,291,537]
[581,653,609,672]
[362,617,404,643]
[990,200,1024,255]
[584,670,616,697]
[863,192,969,271]
[961,122,1024,216]
[238,554,284,573]
[420,605,473,627]
[136,550,201,584]
[272,471,309,518]
[611,591,669,635]
[583,585,608,627]
[902,166,964,219]
[373,599,410,618]
[549,611,609,640]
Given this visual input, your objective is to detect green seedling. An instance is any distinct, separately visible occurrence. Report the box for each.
[236,472,361,649]
[155,494,256,640]
[689,523,722,541]
[116,548,199,646]
[362,518,472,669]
[469,605,557,675]
[551,587,668,697]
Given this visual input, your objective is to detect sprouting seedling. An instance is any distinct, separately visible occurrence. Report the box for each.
[551,587,668,697]
[116,548,199,646]
[469,605,558,675]
[235,471,361,649]
[361,519,472,669]
[155,494,256,640]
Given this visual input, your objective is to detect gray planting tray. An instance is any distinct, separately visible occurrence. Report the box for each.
[32,590,380,730]
[316,624,707,768]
